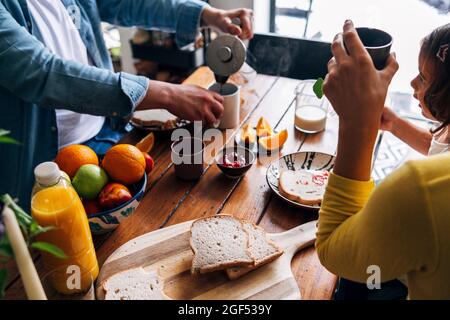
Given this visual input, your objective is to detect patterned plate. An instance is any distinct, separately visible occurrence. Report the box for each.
[266,151,336,210]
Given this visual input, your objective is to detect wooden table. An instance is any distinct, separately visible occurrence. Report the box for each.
[4,67,338,300]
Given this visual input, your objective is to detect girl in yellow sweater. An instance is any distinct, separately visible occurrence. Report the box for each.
[316,21,450,299]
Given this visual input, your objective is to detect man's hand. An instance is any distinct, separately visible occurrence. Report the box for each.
[137,81,224,126]
[202,7,254,40]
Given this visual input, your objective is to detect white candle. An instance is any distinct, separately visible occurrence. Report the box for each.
[2,206,47,300]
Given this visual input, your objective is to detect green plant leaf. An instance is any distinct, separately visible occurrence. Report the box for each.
[0,129,10,136]
[0,136,20,145]
[29,222,55,238]
[313,77,324,99]
[0,235,13,259]
[0,269,7,300]
[30,242,67,259]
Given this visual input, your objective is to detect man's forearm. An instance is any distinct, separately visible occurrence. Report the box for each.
[97,0,209,47]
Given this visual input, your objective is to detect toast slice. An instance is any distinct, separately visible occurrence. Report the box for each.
[102,267,164,300]
[278,170,330,206]
[190,215,255,274]
[226,222,284,280]
[132,109,178,129]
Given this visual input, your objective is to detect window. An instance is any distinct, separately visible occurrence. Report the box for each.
[269,0,314,37]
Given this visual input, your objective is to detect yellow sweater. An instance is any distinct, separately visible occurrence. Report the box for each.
[316,152,450,299]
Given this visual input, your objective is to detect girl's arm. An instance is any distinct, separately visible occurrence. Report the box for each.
[382,108,432,155]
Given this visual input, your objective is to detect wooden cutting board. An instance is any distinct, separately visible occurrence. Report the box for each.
[96,219,317,300]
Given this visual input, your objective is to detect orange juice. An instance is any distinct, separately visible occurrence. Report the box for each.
[31,162,98,294]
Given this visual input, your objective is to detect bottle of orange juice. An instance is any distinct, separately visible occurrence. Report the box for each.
[31,162,98,294]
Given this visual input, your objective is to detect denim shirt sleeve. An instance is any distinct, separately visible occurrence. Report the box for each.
[0,4,149,118]
[96,0,209,47]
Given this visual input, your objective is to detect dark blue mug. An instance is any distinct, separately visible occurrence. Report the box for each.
[356,27,393,70]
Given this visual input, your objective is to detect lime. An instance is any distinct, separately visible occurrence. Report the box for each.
[72,164,108,200]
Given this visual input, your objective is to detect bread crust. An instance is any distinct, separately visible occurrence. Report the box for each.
[225,222,283,280]
[131,109,178,129]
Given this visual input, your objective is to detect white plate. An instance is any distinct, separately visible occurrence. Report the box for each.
[266,151,336,210]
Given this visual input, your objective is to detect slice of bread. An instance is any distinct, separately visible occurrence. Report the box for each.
[278,170,330,206]
[102,267,164,300]
[132,109,178,129]
[226,222,284,280]
[190,215,255,274]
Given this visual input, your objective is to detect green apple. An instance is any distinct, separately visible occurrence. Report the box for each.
[72,164,108,200]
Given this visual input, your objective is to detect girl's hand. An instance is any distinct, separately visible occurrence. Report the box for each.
[380,107,398,132]
[323,21,399,131]
[202,7,254,40]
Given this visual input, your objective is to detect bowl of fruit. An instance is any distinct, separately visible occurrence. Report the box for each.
[55,137,155,235]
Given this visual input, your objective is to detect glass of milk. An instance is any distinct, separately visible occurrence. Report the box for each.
[294,80,329,134]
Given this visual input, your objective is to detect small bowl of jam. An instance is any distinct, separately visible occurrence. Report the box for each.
[215,146,256,178]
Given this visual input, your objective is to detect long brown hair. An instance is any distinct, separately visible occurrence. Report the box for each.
[421,23,450,133]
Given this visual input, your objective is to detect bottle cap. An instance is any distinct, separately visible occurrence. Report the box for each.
[34,162,61,186]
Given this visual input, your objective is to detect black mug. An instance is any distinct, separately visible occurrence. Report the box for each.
[171,137,205,181]
[356,27,393,70]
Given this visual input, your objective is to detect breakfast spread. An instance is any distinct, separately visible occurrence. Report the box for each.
[278,170,330,206]
[131,109,178,130]
[190,215,283,276]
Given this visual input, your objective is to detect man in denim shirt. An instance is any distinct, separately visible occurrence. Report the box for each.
[0,0,253,208]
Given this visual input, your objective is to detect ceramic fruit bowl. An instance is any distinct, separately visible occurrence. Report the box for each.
[215,146,256,179]
[87,174,147,234]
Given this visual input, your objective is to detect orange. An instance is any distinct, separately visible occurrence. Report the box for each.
[102,144,146,185]
[240,123,256,145]
[135,132,155,153]
[55,145,99,178]
[259,129,288,151]
[256,117,273,138]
